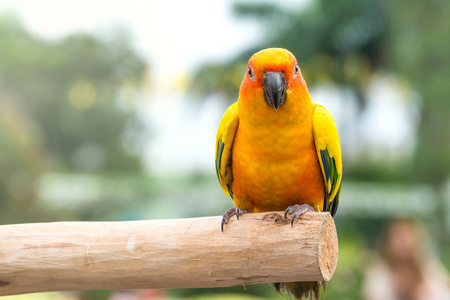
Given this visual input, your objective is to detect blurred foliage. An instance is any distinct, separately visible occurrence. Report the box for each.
[384,1,450,185]
[0,98,45,223]
[192,0,450,187]
[0,13,147,224]
[170,285,278,299]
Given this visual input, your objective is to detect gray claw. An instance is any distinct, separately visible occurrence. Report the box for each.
[284,204,315,227]
[221,206,249,232]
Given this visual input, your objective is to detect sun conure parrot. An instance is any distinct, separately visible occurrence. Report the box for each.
[215,48,342,300]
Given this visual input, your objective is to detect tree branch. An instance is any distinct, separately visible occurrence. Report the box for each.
[0,212,338,296]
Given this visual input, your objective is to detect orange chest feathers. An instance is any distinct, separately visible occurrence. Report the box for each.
[231,121,325,213]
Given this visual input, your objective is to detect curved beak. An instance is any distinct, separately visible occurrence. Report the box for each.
[263,71,287,111]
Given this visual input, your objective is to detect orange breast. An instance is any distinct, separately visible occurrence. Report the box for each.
[231,119,325,213]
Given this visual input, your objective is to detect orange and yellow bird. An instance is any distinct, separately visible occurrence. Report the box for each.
[215,48,342,299]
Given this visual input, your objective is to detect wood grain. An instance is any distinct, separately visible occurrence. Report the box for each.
[0,212,338,296]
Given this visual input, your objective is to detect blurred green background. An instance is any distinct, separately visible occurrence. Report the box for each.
[1,0,449,299]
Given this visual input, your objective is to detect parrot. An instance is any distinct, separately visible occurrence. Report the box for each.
[215,48,342,300]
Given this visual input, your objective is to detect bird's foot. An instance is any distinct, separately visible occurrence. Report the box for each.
[284,204,315,227]
[221,206,249,232]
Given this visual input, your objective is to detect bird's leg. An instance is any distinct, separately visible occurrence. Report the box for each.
[284,204,315,227]
[221,206,249,232]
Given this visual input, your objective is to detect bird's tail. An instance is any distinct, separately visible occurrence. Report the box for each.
[274,281,325,300]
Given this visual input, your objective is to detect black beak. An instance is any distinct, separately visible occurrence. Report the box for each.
[263,71,287,111]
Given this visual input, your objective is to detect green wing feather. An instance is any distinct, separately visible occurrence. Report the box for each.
[215,102,239,197]
[312,104,342,216]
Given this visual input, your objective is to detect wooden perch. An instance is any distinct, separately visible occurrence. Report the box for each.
[0,211,338,296]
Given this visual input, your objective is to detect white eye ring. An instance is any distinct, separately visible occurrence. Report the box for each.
[248,66,255,81]
[294,64,299,77]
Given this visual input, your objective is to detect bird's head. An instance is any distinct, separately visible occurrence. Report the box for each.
[238,48,310,124]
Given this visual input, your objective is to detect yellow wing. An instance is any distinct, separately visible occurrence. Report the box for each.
[312,103,342,216]
[215,102,239,197]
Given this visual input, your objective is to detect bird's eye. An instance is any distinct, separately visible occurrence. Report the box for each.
[294,63,299,77]
[248,66,255,81]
